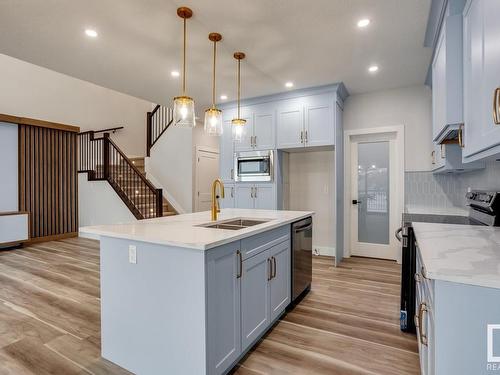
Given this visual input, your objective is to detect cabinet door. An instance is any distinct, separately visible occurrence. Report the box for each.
[432,26,447,140]
[220,184,235,209]
[220,118,235,182]
[431,143,445,171]
[304,95,335,147]
[254,184,275,210]
[234,110,254,152]
[269,240,291,321]
[206,244,241,375]
[480,0,500,148]
[276,100,304,149]
[240,249,271,351]
[235,185,255,209]
[253,105,275,150]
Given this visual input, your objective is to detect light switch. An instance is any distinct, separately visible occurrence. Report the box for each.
[129,245,137,264]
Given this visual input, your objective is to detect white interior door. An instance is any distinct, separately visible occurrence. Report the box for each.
[196,148,219,212]
[349,133,399,260]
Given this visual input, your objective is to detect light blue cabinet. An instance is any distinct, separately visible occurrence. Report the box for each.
[220,115,235,182]
[277,99,304,149]
[432,143,484,173]
[276,93,335,149]
[240,249,271,351]
[235,184,275,210]
[206,243,241,375]
[269,240,291,321]
[462,0,500,161]
[220,184,235,209]
[207,226,291,375]
[234,104,275,152]
[432,13,464,143]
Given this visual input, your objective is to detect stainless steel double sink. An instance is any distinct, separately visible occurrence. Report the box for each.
[197,218,270,230]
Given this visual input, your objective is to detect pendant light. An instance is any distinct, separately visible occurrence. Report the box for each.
[173,7,196,128]
[204,33,223,136]
[231,52,246,142]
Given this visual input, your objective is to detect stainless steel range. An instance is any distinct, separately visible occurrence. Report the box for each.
[397,190,500,333]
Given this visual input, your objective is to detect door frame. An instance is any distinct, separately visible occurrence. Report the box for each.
[195,146,220,212]
[343,126,405,263]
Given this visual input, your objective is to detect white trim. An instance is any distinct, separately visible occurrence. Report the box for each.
[343,125,405,263]
[144,157,187,214]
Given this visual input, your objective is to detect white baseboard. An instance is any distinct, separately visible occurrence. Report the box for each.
[312,245,335,257]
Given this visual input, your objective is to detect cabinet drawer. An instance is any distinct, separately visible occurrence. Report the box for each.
[240,225,290,260]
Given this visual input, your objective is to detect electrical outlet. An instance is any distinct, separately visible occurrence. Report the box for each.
[129,245,137,264]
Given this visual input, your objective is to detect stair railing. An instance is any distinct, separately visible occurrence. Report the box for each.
[146,105,173,156]
[78,130,163,219]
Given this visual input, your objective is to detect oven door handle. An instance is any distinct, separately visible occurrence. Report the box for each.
[294,224,313,233]
[395,227,403,242]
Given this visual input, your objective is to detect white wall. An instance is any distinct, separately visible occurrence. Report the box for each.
[343,85,432,172]
[0,54,153,156]
[0,122,18,212]
[286,150,335,256]
[78,174,136,230]
[146,126,193,213]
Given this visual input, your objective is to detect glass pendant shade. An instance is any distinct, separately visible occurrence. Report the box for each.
[231,118,246,142]
[173,95,196,127]
[204,108,223,136]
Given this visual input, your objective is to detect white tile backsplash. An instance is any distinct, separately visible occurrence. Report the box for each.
[405,161,500,209]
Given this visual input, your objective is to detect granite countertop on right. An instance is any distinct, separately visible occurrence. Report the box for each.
[412,222,500,289]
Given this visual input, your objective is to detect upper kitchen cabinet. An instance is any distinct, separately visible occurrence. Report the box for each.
[462,0,500,162]
[220,111,236,182]
[432,12,464,143]
[234,104,275,152]
[277,93,336,149]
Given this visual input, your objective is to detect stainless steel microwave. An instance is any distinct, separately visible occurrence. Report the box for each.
[234,150,273,182]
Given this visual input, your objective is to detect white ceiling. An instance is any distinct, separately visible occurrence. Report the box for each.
[0,0,432,109]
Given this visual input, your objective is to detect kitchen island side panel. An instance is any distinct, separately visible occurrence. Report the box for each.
[100,236,207,375]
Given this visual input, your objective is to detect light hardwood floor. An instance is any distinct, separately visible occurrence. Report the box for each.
[0,238,419,375]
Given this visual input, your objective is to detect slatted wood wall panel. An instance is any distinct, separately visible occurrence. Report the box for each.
[18,124,78,240]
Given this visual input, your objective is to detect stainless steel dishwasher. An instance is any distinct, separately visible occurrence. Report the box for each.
[291,217,313,302]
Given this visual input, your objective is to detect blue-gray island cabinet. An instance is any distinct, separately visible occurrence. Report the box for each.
[82,209,312,375]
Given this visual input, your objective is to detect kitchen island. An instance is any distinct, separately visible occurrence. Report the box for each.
[80,208,313,375]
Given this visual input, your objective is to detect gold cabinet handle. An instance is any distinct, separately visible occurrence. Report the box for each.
[305,130,308,143]
[267,258,272,281]
[236,250,242,279]
[431,150,436,165]
[272,256,276,279]
[416,302,428,346]
[300,130,304,143]
[458,124,464,148]
[440,144,445,158]
[494,88,500,125]
[254,135,257,147]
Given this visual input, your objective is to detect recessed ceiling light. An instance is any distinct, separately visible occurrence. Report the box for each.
[285,82,294,88]
[357,19,371,28]
[368,65,379,73]
[85,29,98,38]
[171,70,180,77]
[220,95,228,100]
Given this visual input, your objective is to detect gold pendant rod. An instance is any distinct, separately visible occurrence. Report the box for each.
[182,17,187,95]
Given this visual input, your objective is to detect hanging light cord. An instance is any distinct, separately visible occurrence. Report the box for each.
[237,58,241,119]
[212,40,217,108]
[182,17,187,95]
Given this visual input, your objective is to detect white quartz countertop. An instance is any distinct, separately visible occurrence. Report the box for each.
[412,222,500,289]
[80,209,314,250]
[405,204,469,216]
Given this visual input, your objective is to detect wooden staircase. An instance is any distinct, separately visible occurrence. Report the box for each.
[78,129,176,220]
[129,157,176,216]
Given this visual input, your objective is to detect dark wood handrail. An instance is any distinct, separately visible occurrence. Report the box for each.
[106,135,158,192]
[79,126,124,135]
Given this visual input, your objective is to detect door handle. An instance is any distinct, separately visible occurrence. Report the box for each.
[268,258,272,280]
[272,256,276,279]
[236,250,242,279]
[494,88,500,125]
[395,227,403,242]
[352,199,362,205]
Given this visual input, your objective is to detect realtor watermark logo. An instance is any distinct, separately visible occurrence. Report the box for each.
[488,325,500,371]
